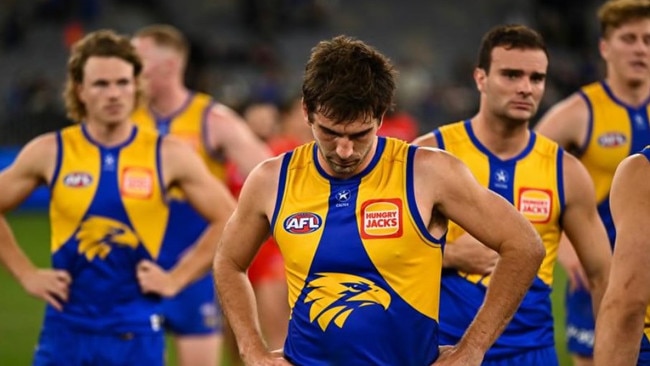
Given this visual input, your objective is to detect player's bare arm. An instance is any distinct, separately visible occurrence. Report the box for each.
[594,154,650,366]
[213,155,290,365]
[205,103,272,175]
[535,94,593,293]
[559,152,611,315]
[415,148,544,365]
[534,93,590,151]
[0,133,71,310]
[411,134,499,274]
[137,136,236,297]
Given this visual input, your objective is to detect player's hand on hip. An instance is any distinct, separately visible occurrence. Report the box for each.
[245,352,292,366]
[136,259,177,297]
[431,345,484,366]
[20,269,71,311]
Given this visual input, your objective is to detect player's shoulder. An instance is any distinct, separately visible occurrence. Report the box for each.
[618,151,650,177]
[157,134,202,171]
[561,149,587,175]
[411,132,436,147]
[238,154,285,199]
[540,91,589,123]
[207,102,244,123]
[610,151,650,200]
[249,154,285,182]
[412,120,466,149]
[22,131,59,157]
[412,145,465,179]
[5,131,60,177]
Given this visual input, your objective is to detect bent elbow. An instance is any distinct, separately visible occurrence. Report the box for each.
[530,234,545,265]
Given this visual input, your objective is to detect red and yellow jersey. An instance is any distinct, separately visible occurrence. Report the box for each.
[272,137,444,365]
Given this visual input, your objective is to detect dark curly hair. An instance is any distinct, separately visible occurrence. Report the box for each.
[302,35,397,125]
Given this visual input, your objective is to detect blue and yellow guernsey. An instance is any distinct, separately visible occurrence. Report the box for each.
[272,137,444,365]
[577,81,650,245]
[433,120,565,357]
[47,124,168,334]
[131,92,220,269]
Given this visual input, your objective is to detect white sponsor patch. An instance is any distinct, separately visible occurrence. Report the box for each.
[361,199,403,239]
[518,188,552,223]
[121,167,154,199]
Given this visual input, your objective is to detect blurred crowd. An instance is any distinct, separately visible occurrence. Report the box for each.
[0,0,602,146]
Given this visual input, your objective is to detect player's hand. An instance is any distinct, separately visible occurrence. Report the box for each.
[244,351,292,366]
[431,345,483,366]
[136,260,178,297]
[443,234,499,275]
[557,239,590,293]
[20,268,71,311]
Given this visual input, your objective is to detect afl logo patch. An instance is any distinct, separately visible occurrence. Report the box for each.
[63,172,93,187]
[361,199,403,239]
[283,212,323,234]
[597,132,626,147]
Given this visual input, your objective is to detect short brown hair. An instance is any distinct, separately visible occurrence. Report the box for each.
[477,24,548,73]
[598,0,650,38]
[63,29,142,122]
[134,24,189,63]
[302,35,397,125]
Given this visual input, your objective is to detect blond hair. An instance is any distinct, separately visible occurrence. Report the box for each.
[598,0,650,38]
[63,29,143,122]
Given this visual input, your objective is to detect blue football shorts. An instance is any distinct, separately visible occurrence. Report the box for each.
[160,273,222,335]
[33,326,164,365]
[565,285,595,357]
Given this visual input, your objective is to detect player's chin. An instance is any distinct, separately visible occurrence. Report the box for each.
[507,110,535,123]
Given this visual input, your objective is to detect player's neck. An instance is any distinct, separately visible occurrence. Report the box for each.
[84,120,134,147]
[606,75,650,107]
[150,84,190,117]
[471,114,531,160]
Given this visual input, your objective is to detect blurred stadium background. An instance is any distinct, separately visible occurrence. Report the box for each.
[0,0,602,364]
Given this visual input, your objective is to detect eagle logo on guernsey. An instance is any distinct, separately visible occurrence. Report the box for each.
[75,216,140,261]
[304,272,391,331]
[360,199,403,239]
[518,188,553,223]
[283,212,322,234]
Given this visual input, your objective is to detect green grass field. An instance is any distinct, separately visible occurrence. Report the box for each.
[0,211,572,365]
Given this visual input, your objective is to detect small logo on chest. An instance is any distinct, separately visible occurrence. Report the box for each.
[634,114,647,129]
[63,172,93,188]
[518,188,552,223]
[597,132,627,147]
[120,167,154,199]
[360,199,403,239]
[283,212,323,234]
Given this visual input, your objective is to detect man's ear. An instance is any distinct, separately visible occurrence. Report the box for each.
[474,67,487,93]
